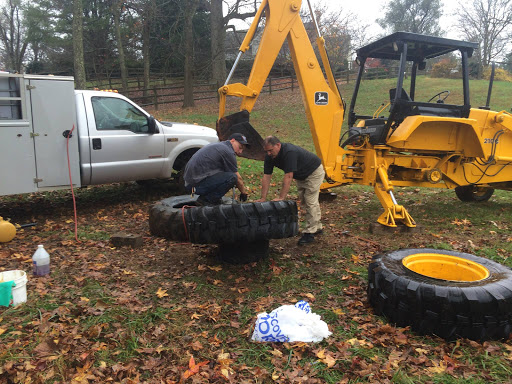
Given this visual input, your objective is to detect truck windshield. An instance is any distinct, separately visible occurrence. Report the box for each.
[91,96,149,132]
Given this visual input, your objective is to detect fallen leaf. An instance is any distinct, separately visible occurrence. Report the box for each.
[191,340,203,351]
[304,293,315,301]
[183,356,208,379]
[156,287,168,298]
[428,360,447,374]
[217,350,234,379]
[321,354,337,368]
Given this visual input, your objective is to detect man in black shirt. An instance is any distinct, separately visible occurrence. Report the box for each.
[256,136,325,245]
[184,133,249,205]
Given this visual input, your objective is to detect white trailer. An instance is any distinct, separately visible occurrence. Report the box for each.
[0,73,218,197]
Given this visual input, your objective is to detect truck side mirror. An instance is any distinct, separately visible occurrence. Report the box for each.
[147,115,157,134]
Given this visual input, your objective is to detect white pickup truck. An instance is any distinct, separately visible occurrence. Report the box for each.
[0,73,218,196]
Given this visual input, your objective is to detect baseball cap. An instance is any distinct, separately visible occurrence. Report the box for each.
[229,133,249,146]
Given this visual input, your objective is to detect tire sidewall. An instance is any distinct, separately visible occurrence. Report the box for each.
[375,248,512,287]
[368,248,512,340]
[149,195,299,244]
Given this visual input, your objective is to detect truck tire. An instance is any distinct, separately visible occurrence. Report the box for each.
[368,248,512,341]
[455,185,494,202]
[217,240,270,264]
[149,195,298,244]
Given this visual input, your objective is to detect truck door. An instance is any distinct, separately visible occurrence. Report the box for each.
[86,95,165,184]
[29,78,81,189]
[0,75,37,196]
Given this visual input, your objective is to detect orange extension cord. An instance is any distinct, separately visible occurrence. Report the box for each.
[66,125,80,242]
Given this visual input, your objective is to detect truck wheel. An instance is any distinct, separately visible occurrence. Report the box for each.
[149,195,298,244]
[368,248,512,341]
[455,185,494,202]
[217,240,270,264]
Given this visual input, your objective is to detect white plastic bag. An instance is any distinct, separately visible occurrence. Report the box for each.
[251,301,331,342]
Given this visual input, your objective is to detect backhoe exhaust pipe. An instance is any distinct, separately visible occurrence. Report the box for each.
[480,62,495,110]
[485,62,495,109]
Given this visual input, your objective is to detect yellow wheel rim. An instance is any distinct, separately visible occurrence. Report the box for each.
[402,253,489,282]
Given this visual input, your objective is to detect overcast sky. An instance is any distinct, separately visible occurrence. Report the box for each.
[320,0,461,40]
[233,0,462,43]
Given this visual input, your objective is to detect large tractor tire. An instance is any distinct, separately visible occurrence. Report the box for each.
[455,185,494,202]
[149,195,298,244]
[368,248,512,341]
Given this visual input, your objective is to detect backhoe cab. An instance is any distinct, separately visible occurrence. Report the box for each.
[217,0,512,229]
[346,32,478,148]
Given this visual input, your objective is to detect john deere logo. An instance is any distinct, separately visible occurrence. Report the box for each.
[315,92,328,105]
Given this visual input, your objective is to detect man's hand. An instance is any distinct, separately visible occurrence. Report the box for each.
[240,193,248,202]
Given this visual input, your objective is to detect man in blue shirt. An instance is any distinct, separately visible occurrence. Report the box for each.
[257,136,325,245]
[184,133,249,205]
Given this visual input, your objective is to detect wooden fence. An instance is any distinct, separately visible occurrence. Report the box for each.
[120,75,301,109]
[109,66,403,109]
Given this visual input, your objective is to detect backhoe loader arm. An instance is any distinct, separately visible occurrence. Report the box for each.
[218,0,347,182]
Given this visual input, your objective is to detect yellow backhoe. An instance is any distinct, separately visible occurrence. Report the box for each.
[216,0,512,228]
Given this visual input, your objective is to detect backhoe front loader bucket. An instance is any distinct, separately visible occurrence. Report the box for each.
[216,110,266,161]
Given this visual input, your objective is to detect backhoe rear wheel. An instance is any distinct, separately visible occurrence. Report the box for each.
[455,185,494,202]
[368,248,512,341]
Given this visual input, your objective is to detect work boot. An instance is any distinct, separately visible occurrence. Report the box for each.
[314,229,323,235]
[298,233,315,246]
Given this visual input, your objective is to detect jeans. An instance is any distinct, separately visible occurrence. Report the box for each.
[188,172,237,203]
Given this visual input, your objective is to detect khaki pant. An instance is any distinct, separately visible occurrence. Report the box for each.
[295,165,324,234]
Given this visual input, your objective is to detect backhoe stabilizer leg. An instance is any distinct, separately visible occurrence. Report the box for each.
[374,165,416,228]
[377,204,416,228]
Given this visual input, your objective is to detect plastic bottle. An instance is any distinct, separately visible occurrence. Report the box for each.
[32,245,50,276]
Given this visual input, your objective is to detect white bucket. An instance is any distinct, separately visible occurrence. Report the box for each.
[0,270,27,306]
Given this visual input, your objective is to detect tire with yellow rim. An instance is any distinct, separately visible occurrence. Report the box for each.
[368,248,512,341]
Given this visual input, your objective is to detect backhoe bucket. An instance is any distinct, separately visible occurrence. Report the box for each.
[217,110,266,161]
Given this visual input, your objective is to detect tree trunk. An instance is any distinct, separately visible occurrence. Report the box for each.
[143,18,150,100]
[182,0,200,108]
[0,0,29,72]
[72,0,87,89]
[210,0,226,86]
[113,1,128,92]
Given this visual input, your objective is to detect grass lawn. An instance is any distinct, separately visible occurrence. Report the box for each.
[1,77,512,383]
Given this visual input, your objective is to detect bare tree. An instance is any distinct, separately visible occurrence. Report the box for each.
[133,0,156,100]
[306,4,371,70]
[455,0,512,71]
[183,0,200,107]
[210,0,225,85]
[0,0,29,72]
[377,0,442,36]
[112,0,128,92]
[210,0,257,86]
[73,0,86,88]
